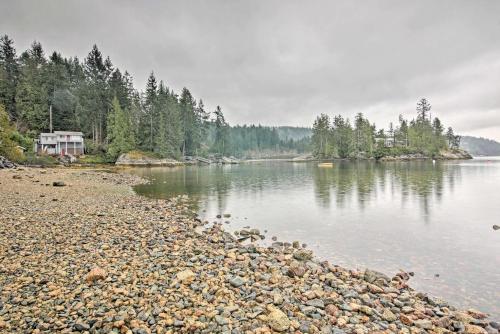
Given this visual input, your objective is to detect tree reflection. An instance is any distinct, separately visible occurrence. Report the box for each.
[312,160,461,217]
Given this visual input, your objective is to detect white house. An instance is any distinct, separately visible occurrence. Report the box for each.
[35,131,85,156]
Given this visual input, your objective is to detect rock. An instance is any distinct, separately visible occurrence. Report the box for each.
[293,249,313,261]
[228,276,246,287]
[215,315,229,325]
[306,299,325,309]
[74,322,90,331]
[273,293,284,305]
[414,319,433,330]
[223,213,231,218]
[115,152,183,166]
[287,262,307,277]
[468,309,489,320]
[490,322,500,330]
[364,269,390,286]
[400,314,413,326]
[52,181,66,187]
[492,225,499,230]
[85,267,106,283]
[485,326,498,334]
[325,304,338,316]
[465,324,488,334]
[381,309,397,322]
[267,306,290,332]
[176,269,195,284]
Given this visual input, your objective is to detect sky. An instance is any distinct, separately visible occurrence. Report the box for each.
[1,0,500,140]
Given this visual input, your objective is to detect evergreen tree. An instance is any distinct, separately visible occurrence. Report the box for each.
[0,35,19,121]
[179,87,198,156]
[15,41,49,134]
[416,98,431,121]
[82,44,110,144]
[332,115,353,158]
[141,72,158,151]
[312,114,331,158]
[106,97,134,159]
[213,106,228,155]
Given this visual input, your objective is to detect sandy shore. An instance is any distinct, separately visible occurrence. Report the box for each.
[0,167,497,334]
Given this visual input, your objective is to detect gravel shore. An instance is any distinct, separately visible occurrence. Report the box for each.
[0,167,497,334]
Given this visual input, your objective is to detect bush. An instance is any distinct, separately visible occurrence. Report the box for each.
[21,154,59,166]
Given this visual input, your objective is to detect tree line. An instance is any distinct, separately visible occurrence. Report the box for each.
[311,98,462,159]
[0,35,306,161]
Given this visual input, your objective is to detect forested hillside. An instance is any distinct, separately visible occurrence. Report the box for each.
[311,98,464,159]
[0,35,306,161]
[460,136,500,156]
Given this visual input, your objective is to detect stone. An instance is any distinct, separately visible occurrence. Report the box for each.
[306,299,325,309]
[381,309,397,322]
[467,309,489,320]
[215,315,229,325]
[293,249,313,261]
[464,324,488,334]
[52,181,66,187]
[287,262,307,277]
[74,322,90,331]
[176,269,196,284]
[229,276,246,288]
[414,319,433,330]
[85,267,106,283]
[493,225,500,230]
[364,269,390,286]
[267,306,290,332]
[400,314,413,326]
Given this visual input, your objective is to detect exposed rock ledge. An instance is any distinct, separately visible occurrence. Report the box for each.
[115,152,184,167]
[380,149,472,161]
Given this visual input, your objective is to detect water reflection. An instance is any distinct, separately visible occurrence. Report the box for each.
[310,161,461,218]
[135,161,461,219]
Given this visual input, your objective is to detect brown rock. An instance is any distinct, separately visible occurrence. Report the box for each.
[85,267,106,283]
[464,324,488,334]
[400,314,413,326]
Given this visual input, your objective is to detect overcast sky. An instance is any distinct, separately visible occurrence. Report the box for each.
[1,0,500,140]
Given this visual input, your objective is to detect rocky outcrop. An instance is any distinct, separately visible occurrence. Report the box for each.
[379,149,473,161]
[115,152,184,167]
[437,149,473,160]
[0,156,16,169]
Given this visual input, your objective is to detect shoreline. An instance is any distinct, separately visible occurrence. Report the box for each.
[0,167,497,333]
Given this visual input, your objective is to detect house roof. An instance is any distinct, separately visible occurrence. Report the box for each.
[54,131,84,136]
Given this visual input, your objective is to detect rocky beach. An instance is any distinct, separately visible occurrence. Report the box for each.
[0,167,498,334]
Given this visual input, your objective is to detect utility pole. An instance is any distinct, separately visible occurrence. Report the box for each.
[49,104,53,133]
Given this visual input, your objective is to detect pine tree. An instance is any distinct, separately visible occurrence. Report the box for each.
[312,114,331,158]
[82,44,110,144]
[141,72,158,151]
[0,35,19,121]
[213,106,228,155]
[416,98,431,122]
[179,87,197,156]
[107,97,134,160]
[15,41,49,134]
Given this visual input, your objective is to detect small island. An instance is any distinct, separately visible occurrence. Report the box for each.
[311,98,472,161]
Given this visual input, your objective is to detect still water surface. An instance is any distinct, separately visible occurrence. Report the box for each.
[129,158,500,316]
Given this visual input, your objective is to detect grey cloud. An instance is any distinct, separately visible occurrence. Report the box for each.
[1,0,500,140]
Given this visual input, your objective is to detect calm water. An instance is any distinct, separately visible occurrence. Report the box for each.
[129,158,500,316]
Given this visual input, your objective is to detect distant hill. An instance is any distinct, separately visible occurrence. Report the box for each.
[460,136,500,156]
[276,126,312,141]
